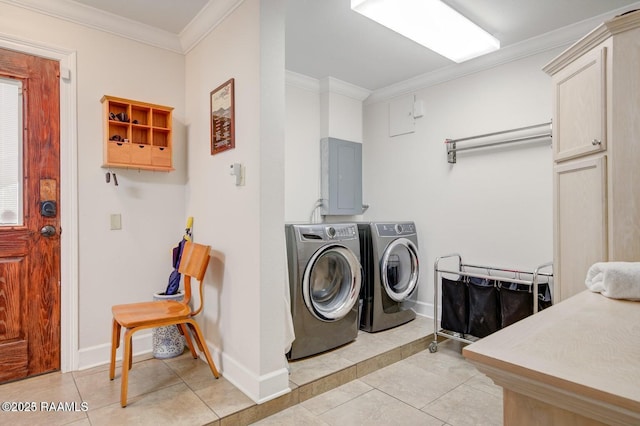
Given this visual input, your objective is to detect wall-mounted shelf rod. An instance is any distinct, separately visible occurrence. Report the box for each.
[445,122,552,164]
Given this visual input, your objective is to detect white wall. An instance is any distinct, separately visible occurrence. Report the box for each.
[362,50,562,316]
[184,0,288,403]
[0,2,187,367]
[284,78,321,222]
[284,50,561,318]
[319,78,368,142]
[285,76,369,222]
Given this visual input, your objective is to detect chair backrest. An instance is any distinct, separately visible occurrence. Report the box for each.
[178,241,211,316]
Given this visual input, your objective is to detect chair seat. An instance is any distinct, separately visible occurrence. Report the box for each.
[112,301,190,328]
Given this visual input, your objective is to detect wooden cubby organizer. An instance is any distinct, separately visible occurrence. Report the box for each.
[101,95,174,171]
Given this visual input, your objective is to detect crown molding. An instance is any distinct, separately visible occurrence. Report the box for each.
[543,8,640,75]
[0,0,183,52]
[285,70,321,92]
[366,1,640,105]
[319,77,371,101]
[179,0,245,54]
[285,72,371,101]
[0,0,245,55]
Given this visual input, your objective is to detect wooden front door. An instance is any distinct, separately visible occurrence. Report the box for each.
[0,47,61,382]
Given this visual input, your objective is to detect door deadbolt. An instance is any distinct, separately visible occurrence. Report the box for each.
[40,200,57,217]
[40,225,56,237]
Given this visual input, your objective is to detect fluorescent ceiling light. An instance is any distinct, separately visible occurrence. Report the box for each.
[351,0,500,63]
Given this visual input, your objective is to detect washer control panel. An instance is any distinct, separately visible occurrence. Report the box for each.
[297,224,358,241]
[376,222,416,237]
[325,225,357,240]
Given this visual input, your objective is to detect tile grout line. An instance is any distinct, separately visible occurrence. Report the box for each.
[163,358,222,424]
[370,384,450,425]
[69,372,92,425]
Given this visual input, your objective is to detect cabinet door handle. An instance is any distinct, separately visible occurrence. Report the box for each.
[592,138,602,146]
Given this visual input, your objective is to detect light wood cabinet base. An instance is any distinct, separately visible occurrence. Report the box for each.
[504,389,608,426]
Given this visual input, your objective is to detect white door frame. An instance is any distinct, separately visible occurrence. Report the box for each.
[0,32,79,372]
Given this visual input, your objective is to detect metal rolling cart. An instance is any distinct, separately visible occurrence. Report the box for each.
[429,253,553,353]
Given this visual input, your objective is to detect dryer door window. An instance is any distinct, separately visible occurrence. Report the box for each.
[303,245,362,322]
[381,238,419,302]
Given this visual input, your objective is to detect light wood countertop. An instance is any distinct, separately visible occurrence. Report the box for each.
[463,290,640,425]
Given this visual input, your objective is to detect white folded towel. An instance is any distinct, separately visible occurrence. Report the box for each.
[585,262,640,300]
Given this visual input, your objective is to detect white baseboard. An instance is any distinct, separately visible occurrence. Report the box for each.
[77,331,152,370]
[412,300,434,320]
[220,351,291,404]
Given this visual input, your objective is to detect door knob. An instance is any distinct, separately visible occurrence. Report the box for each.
[40,225,56,237]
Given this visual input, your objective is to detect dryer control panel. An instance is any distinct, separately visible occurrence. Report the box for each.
[376,222,416,236]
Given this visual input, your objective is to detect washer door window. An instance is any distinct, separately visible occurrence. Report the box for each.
[303,245,362,322]
[381,238,419,302]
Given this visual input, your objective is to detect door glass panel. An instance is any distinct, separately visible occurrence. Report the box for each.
[386,245,414,294]
[310,251,352,311]
[0,77,23,226]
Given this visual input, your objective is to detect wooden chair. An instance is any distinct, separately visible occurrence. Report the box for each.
[109,241,220,407]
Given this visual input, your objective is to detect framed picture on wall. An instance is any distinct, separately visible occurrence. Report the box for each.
[210,78,235,155]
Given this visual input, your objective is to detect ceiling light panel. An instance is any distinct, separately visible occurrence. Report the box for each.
[351,0,500,63]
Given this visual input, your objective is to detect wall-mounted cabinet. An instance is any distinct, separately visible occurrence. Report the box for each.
[101,95,174,171]
[543,10,640,302]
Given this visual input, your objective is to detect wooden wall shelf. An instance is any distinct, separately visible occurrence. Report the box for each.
[101,95,174,171]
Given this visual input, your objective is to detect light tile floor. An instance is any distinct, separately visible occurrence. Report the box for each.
[0,316,502,425]
[256,339,502,426]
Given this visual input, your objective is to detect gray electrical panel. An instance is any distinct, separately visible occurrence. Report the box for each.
[321,137,363,215]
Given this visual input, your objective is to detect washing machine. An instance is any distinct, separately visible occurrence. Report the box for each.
[285,223,362,360]
[357,222,419,332]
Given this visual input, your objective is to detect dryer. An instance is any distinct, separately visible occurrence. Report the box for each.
[285,223,362,360]
[357,222,419,332]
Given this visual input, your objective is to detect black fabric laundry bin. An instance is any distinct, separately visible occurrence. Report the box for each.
[467,277,500,338]
[441,277,468,334]
[499,282,554,329]
[538,283,553,311]
[499,283,533,328]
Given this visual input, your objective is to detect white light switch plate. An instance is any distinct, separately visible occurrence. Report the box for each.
[110,213,122,230]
